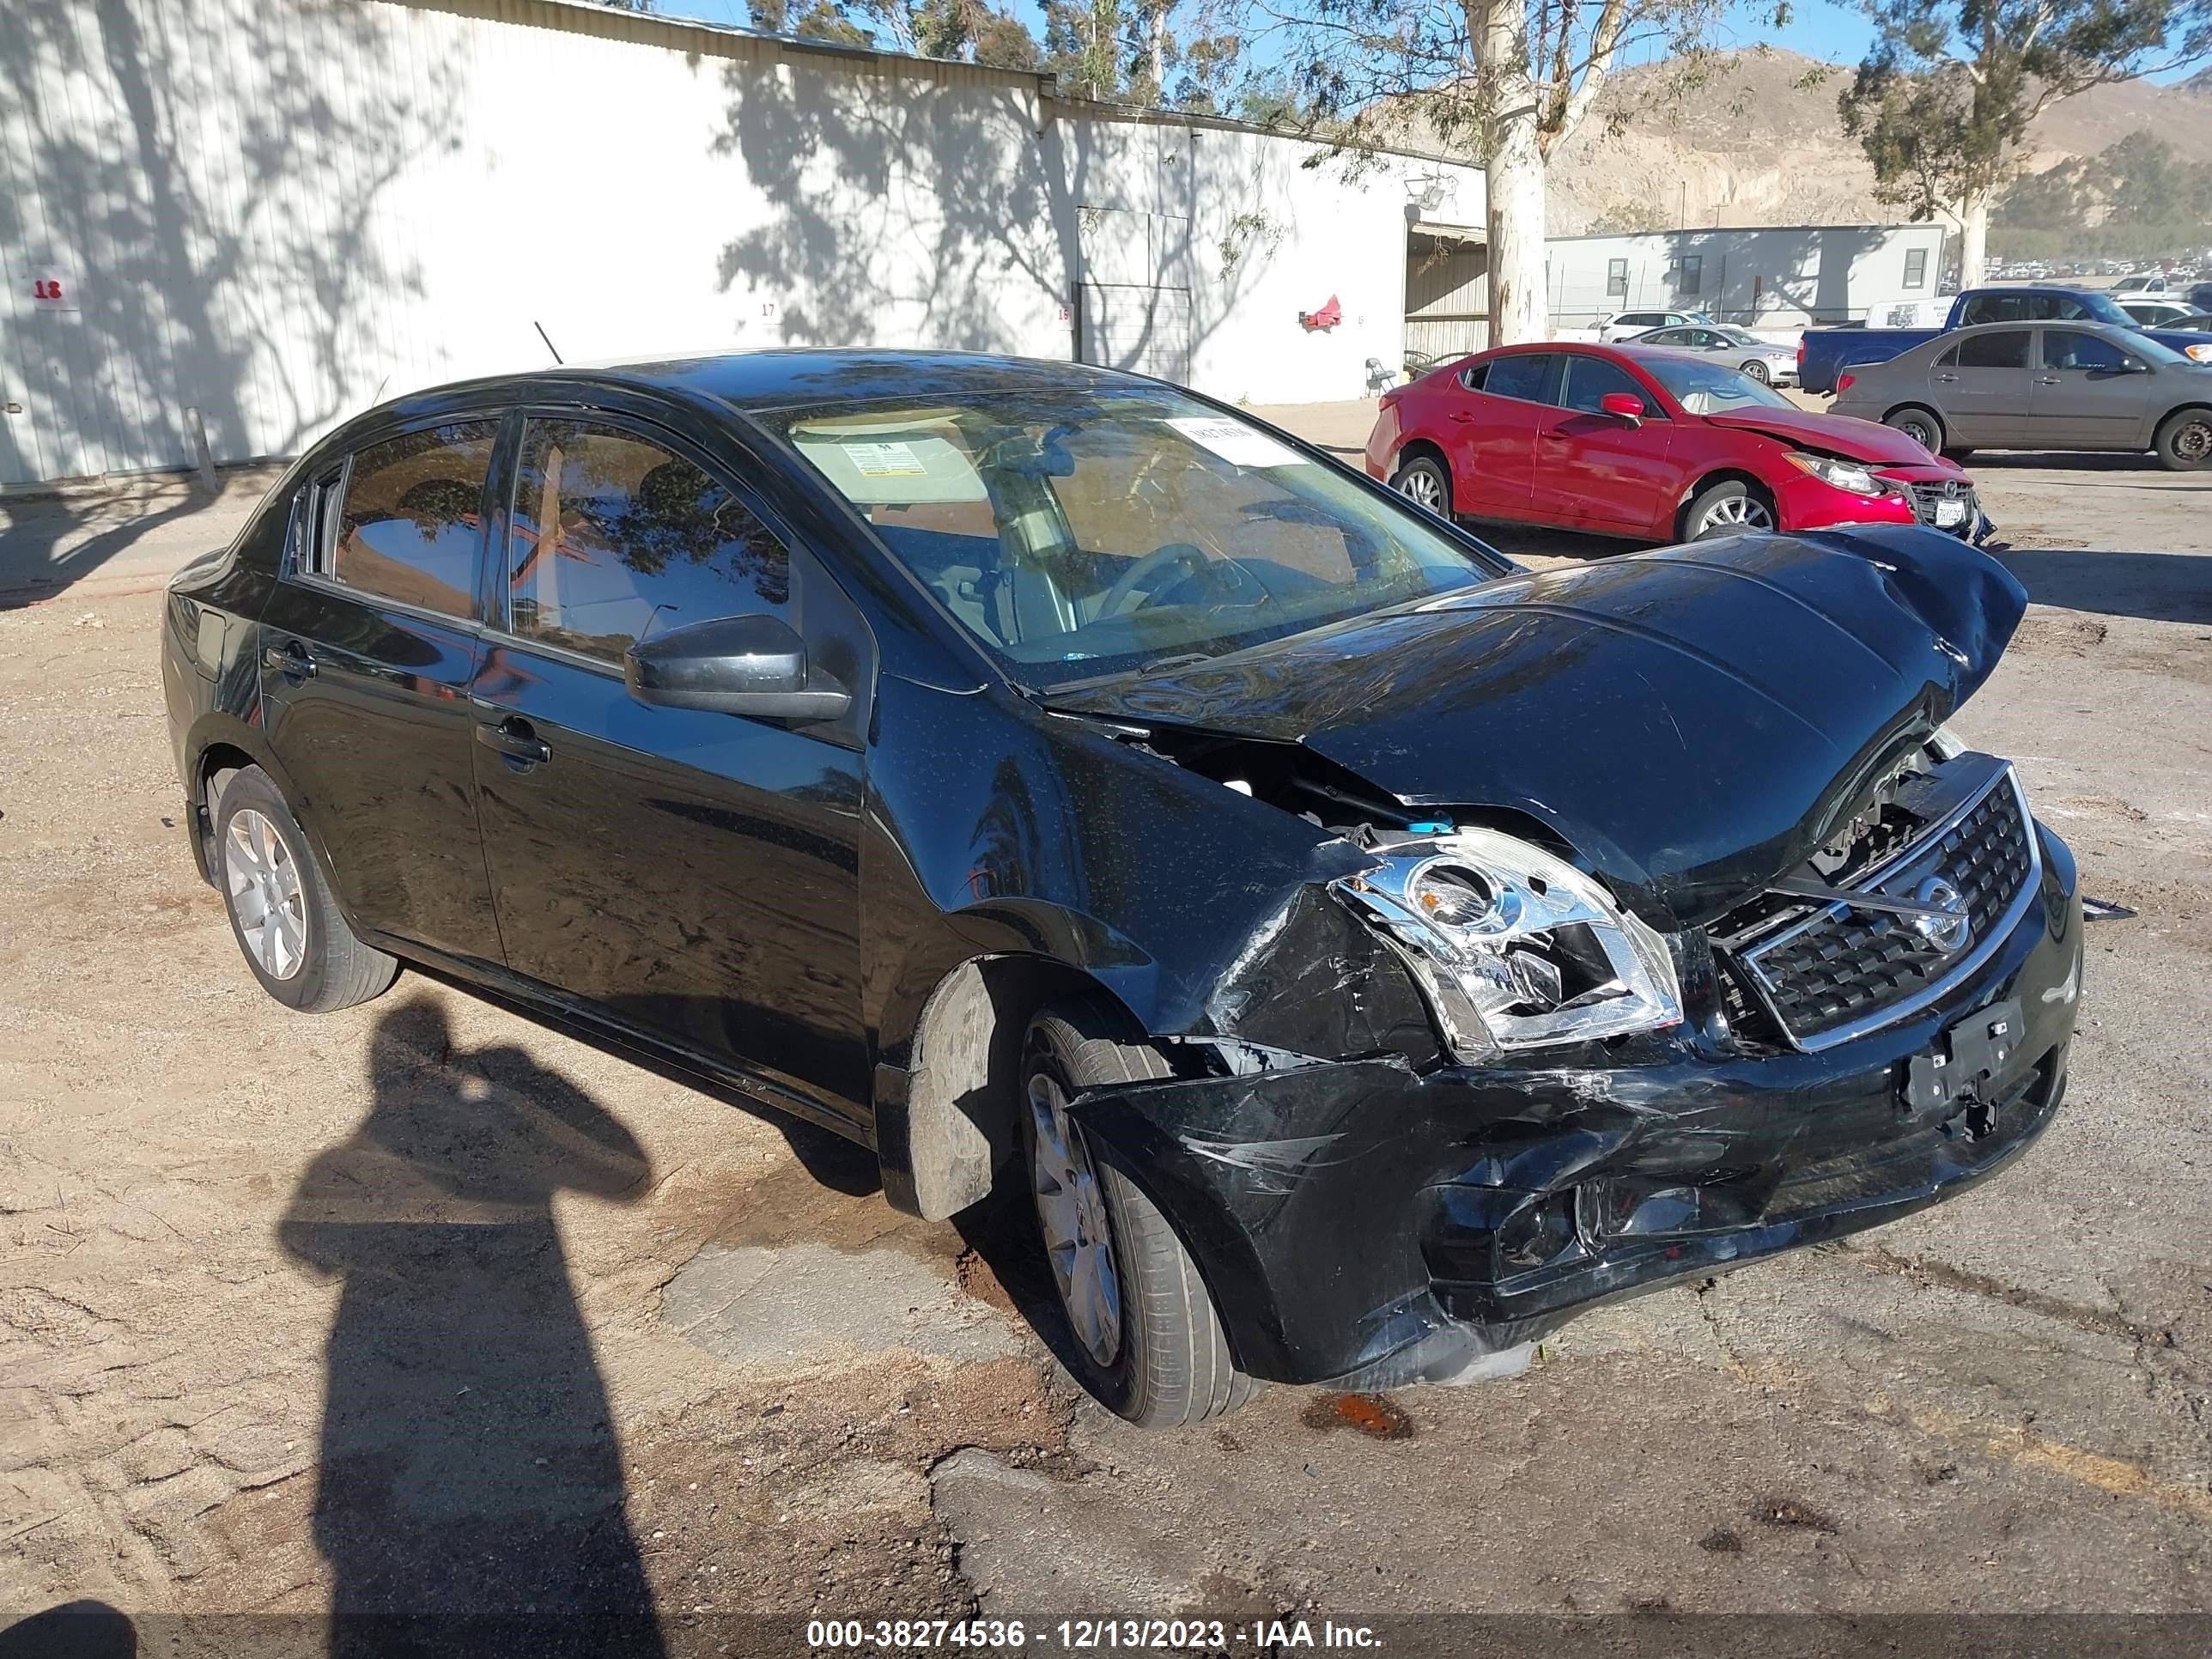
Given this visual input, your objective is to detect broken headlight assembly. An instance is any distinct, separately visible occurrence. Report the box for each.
[1782,453,1897,498]
[1335,829,1683,1060]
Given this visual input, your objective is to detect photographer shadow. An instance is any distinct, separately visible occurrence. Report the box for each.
[279,996,665,1656]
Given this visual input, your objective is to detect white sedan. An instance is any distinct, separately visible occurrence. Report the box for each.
[1620,323,1801,386]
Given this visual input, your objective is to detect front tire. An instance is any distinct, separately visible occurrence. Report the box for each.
[1390,453,1452,517]
[2153,407,2212,471]
[1020,1001,1259,1428]
[215,766,398,1012]
[1741,359,1771,384]
[1681,478,1777,540]
[1885,404,1946,454]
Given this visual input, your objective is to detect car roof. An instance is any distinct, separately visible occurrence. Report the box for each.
[372,349,1160,421]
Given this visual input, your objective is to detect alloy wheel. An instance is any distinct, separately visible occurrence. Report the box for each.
[1027,1069,1123,1368]
[1696,494,1774,535]
[223,808,308,980]
[1396,466,1443,512]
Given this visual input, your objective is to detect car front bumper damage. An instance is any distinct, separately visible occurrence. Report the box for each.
[1066,822,2082,1391]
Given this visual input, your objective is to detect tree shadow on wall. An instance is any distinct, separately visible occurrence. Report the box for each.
[708,50,1262,380]
[0,0,450,594]
[278,996,665,1657]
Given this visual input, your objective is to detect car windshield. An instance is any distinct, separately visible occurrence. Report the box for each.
[1638,356,1795,413]
[763,386,1502,690]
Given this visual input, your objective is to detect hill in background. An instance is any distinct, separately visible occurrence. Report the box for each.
[1547,47,2212,233]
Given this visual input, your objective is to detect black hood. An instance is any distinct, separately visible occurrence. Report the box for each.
[1049,526,2027,926]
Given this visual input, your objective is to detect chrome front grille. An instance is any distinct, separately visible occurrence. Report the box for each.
[1905,478,1976,536]
[1724,763,2039,1049]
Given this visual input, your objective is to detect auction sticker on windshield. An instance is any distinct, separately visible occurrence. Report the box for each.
[844,441,927,477]
[1165,416,1304,469]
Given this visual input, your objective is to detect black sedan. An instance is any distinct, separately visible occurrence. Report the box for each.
[163,351,2083,1425]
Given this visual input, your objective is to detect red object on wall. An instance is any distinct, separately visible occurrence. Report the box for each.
[1298,295,1343,331]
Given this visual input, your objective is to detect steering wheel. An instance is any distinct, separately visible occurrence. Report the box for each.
[1097,543,1212,618]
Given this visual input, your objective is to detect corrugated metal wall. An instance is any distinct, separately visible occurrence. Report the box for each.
[0,0,1486,486]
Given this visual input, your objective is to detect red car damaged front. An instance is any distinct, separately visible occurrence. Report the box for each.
[1366,343,1994,544]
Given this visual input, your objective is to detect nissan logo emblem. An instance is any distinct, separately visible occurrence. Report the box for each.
[1911,877,1972,953]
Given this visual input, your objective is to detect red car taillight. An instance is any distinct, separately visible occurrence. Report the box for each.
[1836,372,1856,393]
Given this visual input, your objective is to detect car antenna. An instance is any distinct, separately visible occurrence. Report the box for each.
[533,321,563,366]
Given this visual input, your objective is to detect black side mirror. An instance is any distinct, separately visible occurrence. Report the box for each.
[625,613,851,721]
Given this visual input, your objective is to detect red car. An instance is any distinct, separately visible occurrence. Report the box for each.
[1365,342,1990,544]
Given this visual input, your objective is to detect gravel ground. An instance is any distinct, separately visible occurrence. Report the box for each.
[2,410,2208,1650]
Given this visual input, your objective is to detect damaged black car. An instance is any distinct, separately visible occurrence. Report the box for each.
[162,352,2081,1428]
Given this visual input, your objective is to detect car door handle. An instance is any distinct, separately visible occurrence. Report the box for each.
[476,717,550,765]
[2034,374,2062,385]
[1448,410,1479,422]
[261,641,315,678]
[1935,373,1959,383]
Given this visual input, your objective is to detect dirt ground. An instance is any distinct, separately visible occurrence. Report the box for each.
[3,408,2209,1652]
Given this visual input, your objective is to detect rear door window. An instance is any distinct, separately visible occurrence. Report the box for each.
[1960,295,2032,325]
[1480,353,1562,404]
[322,421,499,616]
[503,417,790,665]
[1957,331,2030,370]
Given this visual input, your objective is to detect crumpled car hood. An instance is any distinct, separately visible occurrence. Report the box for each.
[1700,406,1957,469]
[1048,526,2027,927]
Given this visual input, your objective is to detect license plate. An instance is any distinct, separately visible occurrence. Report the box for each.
[1935,499,1966,526]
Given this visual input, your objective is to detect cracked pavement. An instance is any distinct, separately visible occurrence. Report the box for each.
[2,411,2208,1639]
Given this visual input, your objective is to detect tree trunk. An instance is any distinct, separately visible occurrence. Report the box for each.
[1955,188,1990,290]
[1147,2,1166,94]
[1476,3,1548,344]
[1485,82,1549,344]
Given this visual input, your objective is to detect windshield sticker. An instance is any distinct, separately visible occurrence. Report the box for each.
[843,441,927,477]
[1164,416,1305,469]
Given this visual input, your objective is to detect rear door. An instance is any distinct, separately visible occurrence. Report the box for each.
[1437,353,1557,522]
[1932,330,2033,445]
[468,409,872,1124]
[256,417,505,963]
[1530,353,1676,535]
[2032,329,2158,449]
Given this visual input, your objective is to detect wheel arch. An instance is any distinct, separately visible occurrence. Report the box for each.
[1674,468,1778,540]
[878,950,1153,1221]
[1881,401,1947,443]
[181,713,301,887]
[1390,438,1453,508]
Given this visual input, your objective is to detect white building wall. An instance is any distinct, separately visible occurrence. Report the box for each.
[1544,224,1951,332]
[0,0,1483,485]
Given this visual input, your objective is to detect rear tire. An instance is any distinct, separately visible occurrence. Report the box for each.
[1681,478,1777,540]
[1885,405,1946,454]
[2152,407,2212,471]
[1020,1000,1260,1428]
[214,766,398,1013]
[1389,453,1452,517]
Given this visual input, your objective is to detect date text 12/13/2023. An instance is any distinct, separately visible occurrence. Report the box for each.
[805,1618,1382,1650]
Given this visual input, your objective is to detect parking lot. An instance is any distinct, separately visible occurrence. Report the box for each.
[3,408,2209,1643]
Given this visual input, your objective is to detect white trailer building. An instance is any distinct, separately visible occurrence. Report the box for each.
[0,0,1486,488]
[1545,224,1953,335]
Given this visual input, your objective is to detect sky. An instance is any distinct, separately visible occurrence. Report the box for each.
[648,0,2197,87]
